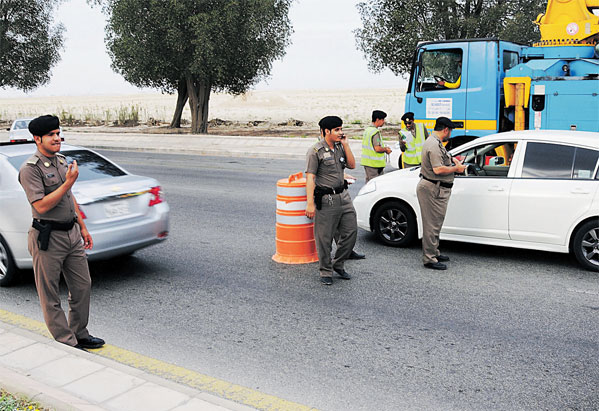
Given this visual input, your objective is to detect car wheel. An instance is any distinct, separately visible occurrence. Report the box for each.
[0,236,18,287]
[373,201,416,247]
[572,220,599,272]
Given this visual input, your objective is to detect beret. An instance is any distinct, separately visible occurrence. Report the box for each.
[435,116,460,129]
[401,112,414,122]
[28,115,60,137]
[318,116,343,130]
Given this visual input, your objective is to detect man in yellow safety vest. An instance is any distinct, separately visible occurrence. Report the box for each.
[360,110,391,183]
[399,112,429,168]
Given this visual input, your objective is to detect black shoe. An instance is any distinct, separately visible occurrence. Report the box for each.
[334,269,351,280]
[320,276,333,285]
[424,262,447,270]
[77,335,105,349]
[348,250,366,260]
[73,343,86,351]
[436,254,450,262]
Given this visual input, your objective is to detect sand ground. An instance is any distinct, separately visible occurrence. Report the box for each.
[0,89,407,138]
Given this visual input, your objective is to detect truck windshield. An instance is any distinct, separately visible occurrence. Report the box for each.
[417,49,462,92]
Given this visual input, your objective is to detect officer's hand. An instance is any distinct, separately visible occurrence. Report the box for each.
[305,203,315,219]
[399,140,406,150]
[81,228,93,249]
[65,160,79,186]
[385,147,392,154]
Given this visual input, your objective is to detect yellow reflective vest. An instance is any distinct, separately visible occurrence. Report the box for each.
[361,126,386,168]
[400,123,426,165]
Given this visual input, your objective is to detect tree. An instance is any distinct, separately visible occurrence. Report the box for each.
[103,0,293,133]
[355,0,546,76]
[0,0,64,91]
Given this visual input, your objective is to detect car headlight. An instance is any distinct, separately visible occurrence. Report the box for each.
[357,181,376,197]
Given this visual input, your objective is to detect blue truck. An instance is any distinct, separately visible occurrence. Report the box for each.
[403,0,599,148]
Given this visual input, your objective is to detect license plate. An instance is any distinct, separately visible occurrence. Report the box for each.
[104,201,130,218]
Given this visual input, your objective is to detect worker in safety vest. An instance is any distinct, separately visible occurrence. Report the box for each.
[399,112,429,167]
[360,110,391,183]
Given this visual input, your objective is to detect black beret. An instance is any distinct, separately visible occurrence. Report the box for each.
[28,115,60,137]
[401,112,414,122]
[318,116,343,130]
[435,116,460,129]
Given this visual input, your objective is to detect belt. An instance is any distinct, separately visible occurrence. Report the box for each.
[420,174,453,189]
[33,218,76,231]
[316,181,348,195]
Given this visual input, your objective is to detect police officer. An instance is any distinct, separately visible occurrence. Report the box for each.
[360,110,391,182]
[18,115,105,349]
[399,112,429,167]
[416,117,466,270]
[305,116,357,285]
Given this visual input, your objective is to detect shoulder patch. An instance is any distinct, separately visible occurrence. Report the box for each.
[56,153,66,158]
[26,156,39,165]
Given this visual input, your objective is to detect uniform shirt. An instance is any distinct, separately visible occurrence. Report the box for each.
[420,134,454,183]
[371,130,382,149]
[305,139,346,189]
[18,149,76,222]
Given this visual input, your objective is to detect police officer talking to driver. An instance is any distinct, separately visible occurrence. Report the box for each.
[416,116,466,270]
[18,115,105,349]
[305,116,358,285]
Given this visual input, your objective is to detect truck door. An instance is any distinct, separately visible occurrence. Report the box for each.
[406,43,467,140]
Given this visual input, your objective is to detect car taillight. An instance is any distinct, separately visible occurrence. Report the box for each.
[148,186,163,206]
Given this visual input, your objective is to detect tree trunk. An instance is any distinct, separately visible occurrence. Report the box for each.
[169,79,188,128]
[186,75,211,134]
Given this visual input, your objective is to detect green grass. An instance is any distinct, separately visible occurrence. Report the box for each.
[0,389,50,411]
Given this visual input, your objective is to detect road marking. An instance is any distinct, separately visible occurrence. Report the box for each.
[0,308,317,411]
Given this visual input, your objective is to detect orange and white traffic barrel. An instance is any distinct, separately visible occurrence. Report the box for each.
[272,172,318,264]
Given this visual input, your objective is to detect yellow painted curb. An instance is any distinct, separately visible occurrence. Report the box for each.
[0,309,317,411]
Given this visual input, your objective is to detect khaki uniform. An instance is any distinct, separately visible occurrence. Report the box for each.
[19,150,91,347]
[306,140,357,277]
[416,135,454,264]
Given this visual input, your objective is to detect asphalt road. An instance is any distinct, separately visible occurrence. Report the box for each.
[1,151,598,410]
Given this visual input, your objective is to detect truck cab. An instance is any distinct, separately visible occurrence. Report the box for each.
[405,39,524,148]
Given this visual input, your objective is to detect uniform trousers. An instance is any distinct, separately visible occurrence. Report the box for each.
[416,179,451,264]
[364,166,384,183]
[28,224,91,346]
[314,190,357,277]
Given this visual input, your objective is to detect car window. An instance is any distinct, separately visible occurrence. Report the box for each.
[454,142,515,178]
[572,147,599,180]
[522,142,575,179]
[6,150,126,181]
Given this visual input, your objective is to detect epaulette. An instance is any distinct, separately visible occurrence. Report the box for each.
[56,152,66,158]
[25,155,39,165]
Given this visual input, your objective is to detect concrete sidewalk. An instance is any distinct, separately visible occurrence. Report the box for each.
[0,320,258,411]
[64,131,364,160]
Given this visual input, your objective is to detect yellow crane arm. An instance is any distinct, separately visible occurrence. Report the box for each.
[535,0,599,45]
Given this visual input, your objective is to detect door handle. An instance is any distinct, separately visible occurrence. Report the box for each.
[571,188,591,194]
[488,185,504,192]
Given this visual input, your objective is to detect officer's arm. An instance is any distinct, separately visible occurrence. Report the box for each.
[32,161,79,215]
[341,139,356,169]
[433,158,466,175]
[305,173,316,219]
[373,132,391,154]
[73,196,93,249]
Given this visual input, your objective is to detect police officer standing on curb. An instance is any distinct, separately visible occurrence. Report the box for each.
[416,117,466,270]
[18,115,105,349]
[305,116,357,285]
[360,110,391,183]
[399,112,429,167]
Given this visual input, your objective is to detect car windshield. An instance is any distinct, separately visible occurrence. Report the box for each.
[7,149,126,181]
[13,120,31,130]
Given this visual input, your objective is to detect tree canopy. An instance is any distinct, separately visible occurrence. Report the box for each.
[103,0,293,133]
[0,0,64,91]
[355,0,546,75]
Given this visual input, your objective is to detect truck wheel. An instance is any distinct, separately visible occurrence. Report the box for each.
[572,220,599,272]
[373,201,416,247]
[0,236,19,287]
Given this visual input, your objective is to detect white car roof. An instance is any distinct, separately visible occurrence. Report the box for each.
[462,130,599,150]
[0,142,83,157]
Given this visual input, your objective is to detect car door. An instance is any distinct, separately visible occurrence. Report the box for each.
[442,140,518,239]
[509,142,599,245]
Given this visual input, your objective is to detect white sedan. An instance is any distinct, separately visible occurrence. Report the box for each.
[354,130,599,271]
[5,118,33,142]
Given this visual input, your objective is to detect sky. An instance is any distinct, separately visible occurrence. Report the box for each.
[0,0,406,98]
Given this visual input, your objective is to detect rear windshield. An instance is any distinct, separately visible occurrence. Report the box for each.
[7,150,126,181]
